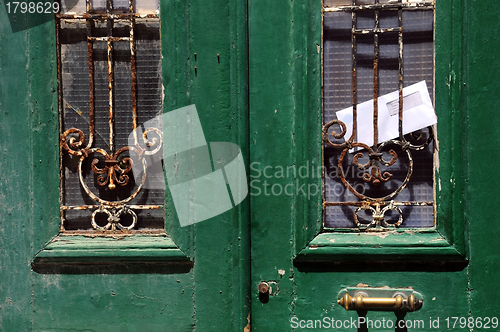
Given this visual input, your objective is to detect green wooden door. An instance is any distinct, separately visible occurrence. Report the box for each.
[0,0,250,331]
[249,0,500,331]
[2,0,500,331]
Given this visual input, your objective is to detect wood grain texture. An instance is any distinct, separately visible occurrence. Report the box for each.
[466,0,500,323]
[0,0,250,330]
[249,0,471,330]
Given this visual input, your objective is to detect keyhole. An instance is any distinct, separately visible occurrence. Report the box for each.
[258,281,270,304]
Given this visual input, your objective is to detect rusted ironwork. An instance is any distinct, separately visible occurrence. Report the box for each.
[106,0,115,153]
[398,2,404,143]
[91,147,133,189]
[89,36,132,42]
[354,27,399,34]
[324,2,434,12]
[128,0,133,15]
[57,1,163,232]
[324,201,433,207]
[86,18,95,150]
[373,0,379,147]
[57,13,158,20]
[63,229,165,236]
[350,1,357,145]
[130,6,138,147]
[62,205,163,210]
[354,201,403,228]
[322,0,435,228]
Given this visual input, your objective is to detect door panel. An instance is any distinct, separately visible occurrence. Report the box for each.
[1,0,499,330]
[249,0,498,331]
[466,0,500,324]
[0,0,250,330]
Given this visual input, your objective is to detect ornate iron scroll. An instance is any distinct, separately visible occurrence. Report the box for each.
[57,0,163,232]
[61,127,162,230]
[322,0,435,229]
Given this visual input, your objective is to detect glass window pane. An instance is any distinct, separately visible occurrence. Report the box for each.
[58,4,163,232]
[322,2,435,229]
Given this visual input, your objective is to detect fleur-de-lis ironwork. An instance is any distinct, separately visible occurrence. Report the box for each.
[322,0,436,228]
[323,119,433,228]
[91,147,134,190]
[61,127,162,231]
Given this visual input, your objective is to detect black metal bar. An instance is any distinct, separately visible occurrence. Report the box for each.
[62,205,164,210]
[88,36,132,41]
[107,0,114,153]
[373,0,380,147]
[398,0,404,141]
[56,13,159,19]
[129,0,138,146]
[353,27,399,34]
[350,0,357,144]
[86,21,95,150]
[324,2,434,12]
[323,201,433,207]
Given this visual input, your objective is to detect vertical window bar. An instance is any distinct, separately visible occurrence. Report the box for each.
[398,0,404,141]
[87,0,95,156]
[350,0,357,144]
[86,6,95,150]
[129,0,138,147]
[373,0,379,147]
[107,0,114,153]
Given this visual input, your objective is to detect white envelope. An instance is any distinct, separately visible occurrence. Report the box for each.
[335,81,437,152]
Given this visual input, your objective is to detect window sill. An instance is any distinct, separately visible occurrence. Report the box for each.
[32,234,191,272]
[295,231,465,263]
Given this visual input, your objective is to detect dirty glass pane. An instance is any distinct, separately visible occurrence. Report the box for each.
[60,0,86,14]
[60,0,158,14]
[322,2,435,228]
[58,3,163,231]
[134,0,159,14]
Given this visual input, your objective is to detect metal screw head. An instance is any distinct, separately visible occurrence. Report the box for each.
[258,282,269,294]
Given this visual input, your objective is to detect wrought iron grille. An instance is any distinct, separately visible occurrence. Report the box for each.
[322,0,436,229]
[57,0,164,232]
